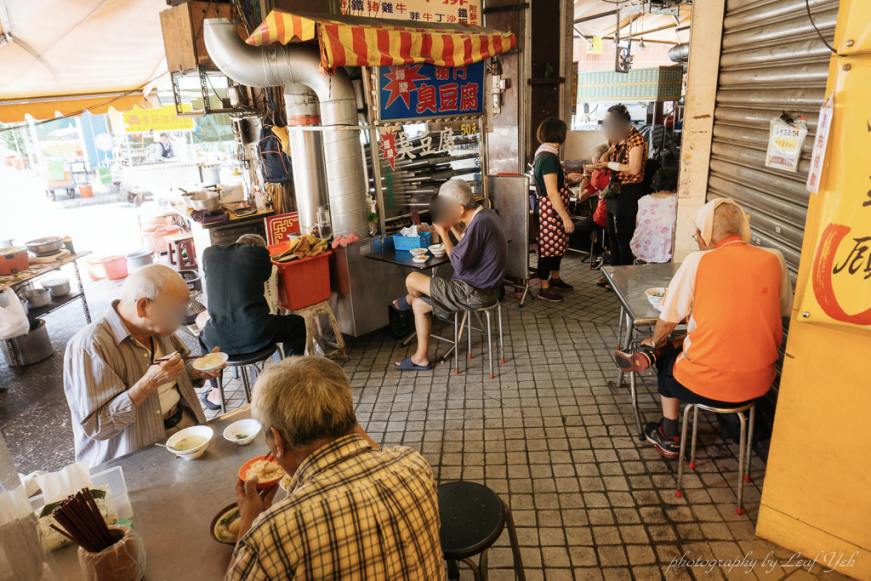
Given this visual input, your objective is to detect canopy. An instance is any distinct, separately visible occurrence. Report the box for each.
[0,0,166,123]
[246,11,517,71]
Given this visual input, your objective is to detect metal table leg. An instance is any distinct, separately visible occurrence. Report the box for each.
[629,369,644,440]
[609,315,633,388]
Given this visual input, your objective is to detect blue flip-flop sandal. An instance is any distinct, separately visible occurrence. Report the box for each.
[393,357,432,371]
[391,295,412,311]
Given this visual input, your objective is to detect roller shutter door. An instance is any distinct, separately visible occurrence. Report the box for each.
[709,0,839,282]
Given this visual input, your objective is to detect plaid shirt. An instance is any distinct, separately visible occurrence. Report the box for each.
[226,435,445,580]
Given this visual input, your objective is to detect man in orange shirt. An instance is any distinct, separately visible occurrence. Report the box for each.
[615,199,793,458]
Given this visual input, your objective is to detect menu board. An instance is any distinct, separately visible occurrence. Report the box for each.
[377,61,485,122]
[340,0,481,25]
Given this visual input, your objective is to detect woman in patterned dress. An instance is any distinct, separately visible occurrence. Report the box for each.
[532,117,584,303]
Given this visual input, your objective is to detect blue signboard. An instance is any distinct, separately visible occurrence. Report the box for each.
[377,60,486,122]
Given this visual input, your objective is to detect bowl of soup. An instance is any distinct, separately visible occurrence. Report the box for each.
[645,287,667,311]
[223,419,262,446]
[164,425,214,460]
[238,455,286,490]
[211,503,242,545]
[192,352,228,373]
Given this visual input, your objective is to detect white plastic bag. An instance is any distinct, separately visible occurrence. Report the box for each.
[0,289,29,340]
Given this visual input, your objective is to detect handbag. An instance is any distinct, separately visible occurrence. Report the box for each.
[601,175,622,199]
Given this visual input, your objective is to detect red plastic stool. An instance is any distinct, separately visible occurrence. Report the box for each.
[166,233,197,270]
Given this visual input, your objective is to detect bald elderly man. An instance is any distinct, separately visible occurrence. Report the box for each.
[64,265,223,467]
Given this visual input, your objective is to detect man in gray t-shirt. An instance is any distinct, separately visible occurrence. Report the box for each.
[392,179,507,371]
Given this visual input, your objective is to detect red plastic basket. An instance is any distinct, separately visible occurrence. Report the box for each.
[142,225,181,254]
[272,251,332,311]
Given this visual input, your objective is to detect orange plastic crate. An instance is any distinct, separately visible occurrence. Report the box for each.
[272,251,332,311]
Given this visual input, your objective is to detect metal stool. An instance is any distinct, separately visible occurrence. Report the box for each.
[675,401,756,515]
[453,301,504,378]
[438,481,526,581]
[294,300,348,362]
[166,233,197,270]
[215,344,279,414]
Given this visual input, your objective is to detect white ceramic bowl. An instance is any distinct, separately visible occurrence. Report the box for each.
[192,352,229,373]
[646,287,666,311]
[412,255,428,263]
[165,425,214,460]
[223,419,262,446]
[408,248,427,256]
[428,244,445,257]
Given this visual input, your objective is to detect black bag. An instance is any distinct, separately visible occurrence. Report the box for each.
[258,125,293,183]
[601,175,622,199]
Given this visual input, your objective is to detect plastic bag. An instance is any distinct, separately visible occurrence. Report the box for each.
[0,289,29,340]
[78,525,145,581]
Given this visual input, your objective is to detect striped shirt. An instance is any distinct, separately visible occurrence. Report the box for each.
[63,301,206,467]
[227,435,445,581]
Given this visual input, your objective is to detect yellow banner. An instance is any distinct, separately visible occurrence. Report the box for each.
[797,56,871,330]
[122,104,195,134]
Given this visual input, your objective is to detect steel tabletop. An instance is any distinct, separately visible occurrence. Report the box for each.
[602,263,680,439]
[52,406,272,580]
[365,248,451,270]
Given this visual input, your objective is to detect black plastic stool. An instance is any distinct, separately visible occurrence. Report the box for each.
[438,481,525,581]
[215,344,279,414]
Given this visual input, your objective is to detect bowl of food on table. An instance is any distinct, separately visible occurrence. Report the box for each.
[645,287,667,311]
[211,504,242,545]
[223,419,262,446]
[428,244,445,258]
[192,351,228,373]
[239,455,285,490]
[164,425,214,460]
[408,248,427,257]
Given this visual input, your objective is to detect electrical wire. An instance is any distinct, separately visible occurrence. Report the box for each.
[804,0,836,53]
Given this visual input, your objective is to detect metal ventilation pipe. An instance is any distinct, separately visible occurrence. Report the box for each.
[204,18,369,238]
[668,43,690,63]
[285,86,328,235]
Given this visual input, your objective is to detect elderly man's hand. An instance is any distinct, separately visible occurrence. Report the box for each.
[235,477,278,540]
[189,346,226,381]
[144,352,185,388]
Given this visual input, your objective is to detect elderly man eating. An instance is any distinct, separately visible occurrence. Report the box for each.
[227,356,444,579]
[64,265,223,467]
[392,178,508,370]
[614,199,793,458]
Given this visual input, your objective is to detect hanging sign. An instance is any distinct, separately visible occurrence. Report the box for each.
[377,61,485,122]
[586,37,604,55]
[379,130,398,170]
[764,115,808,172]
[806,95,834,194]
[796,63,871,332]
[122,104,195,134]
[378,127,457,167]
[341,0,480,25]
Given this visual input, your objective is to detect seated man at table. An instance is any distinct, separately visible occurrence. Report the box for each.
[391,178,508,370]
[613,199,793,458]
[64,265,223,467]
[199,234,305,410]
[227,356,444,580]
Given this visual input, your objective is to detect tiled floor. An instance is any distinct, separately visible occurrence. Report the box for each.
[211,255,851,581]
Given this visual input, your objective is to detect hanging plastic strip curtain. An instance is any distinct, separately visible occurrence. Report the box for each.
[245,11,517,72]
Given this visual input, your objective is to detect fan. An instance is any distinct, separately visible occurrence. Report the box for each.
[615,45,633,74]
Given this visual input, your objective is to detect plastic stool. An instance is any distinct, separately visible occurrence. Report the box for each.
[438,481,526,581]
[215,344,279,414]
[675,401,756,515]
[167,233,197,270]
[295,300,348,362]
[454,301,504,378]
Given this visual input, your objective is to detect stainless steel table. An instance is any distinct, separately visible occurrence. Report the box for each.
[602,263,680,439]
[53,407,270,580]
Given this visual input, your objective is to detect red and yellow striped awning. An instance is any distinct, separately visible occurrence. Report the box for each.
[246,11,516,72]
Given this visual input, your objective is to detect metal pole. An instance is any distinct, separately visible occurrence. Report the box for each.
[362,67,387,238]
[478,115,490,208]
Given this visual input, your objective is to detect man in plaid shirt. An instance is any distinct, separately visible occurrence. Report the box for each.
[226,356,444,580]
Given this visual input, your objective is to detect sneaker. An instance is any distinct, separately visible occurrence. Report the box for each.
[537,288,564,303]
[614,347,655,372]
[549,278,574,291]
[644,420,681,459]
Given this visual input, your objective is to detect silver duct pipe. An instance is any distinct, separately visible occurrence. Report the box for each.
[204,18,369,238]
[668,43,689,63]
[285,86,328,234]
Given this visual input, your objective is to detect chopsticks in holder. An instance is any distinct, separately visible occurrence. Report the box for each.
[51,488,116,554]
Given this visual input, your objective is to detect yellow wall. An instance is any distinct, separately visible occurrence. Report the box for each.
[756,1,871,578]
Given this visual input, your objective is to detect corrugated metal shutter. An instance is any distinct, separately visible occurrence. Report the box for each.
[709,0,839,282]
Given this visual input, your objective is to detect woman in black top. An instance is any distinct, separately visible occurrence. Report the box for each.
[532,117,584,303]
[596,104,648,277]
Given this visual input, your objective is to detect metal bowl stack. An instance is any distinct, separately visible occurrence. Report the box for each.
[25,237,64,256]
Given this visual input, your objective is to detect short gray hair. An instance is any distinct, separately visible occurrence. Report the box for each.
[439,178,477,210]
[237,234,267,247]
[712,203,744,242]
[121,264,186,303]
[252,356,357,449]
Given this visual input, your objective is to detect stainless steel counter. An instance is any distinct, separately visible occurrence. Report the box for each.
[602,262,680,326]
[53,407,269,580]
